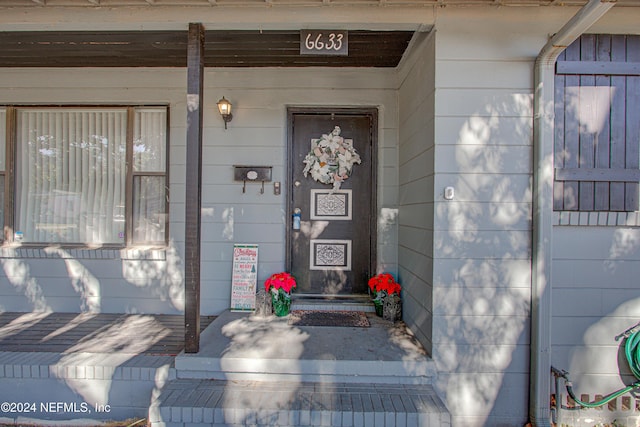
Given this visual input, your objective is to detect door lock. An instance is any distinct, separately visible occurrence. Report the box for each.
[293,208,301,230]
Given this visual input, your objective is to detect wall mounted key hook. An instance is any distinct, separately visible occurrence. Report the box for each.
[233,166,272,194]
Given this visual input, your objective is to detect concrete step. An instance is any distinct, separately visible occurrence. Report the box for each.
[149,379,451,427]
[175,353,435,384]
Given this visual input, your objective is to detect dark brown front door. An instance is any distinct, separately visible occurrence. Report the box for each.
[287,108,377,295]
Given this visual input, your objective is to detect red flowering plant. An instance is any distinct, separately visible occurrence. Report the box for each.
[265,272,297,316]
[368,273,401,302]
[265,272,297,300]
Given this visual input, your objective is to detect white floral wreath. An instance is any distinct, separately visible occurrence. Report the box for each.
[302,126,361,190]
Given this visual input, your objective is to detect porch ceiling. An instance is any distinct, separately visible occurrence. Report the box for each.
[2,1,638,68]
[0,30,415,67]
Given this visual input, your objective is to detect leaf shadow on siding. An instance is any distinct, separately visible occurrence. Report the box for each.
[432,96,534,424]
[0,248,51,312]
[120,241,186,312]
[0,241,185,315]
[568,297,640,386]
[557,228,640,420]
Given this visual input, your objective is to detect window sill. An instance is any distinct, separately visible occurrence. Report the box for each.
[554,211,640,227]
[0,243,168,260]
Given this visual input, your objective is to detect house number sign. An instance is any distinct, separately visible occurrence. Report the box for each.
[300,30,348,56]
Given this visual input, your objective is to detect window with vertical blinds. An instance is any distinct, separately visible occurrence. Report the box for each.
[133,108,167,244]
[6,106,168,246]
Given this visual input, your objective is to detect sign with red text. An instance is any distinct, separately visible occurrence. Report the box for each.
[230,244,258,311]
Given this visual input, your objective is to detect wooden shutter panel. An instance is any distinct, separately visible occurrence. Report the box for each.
[554,34,640,212]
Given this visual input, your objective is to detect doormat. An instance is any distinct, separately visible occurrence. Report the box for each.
[288,310,370,328]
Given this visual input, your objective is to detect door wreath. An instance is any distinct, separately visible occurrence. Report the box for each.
[302,126,361,191]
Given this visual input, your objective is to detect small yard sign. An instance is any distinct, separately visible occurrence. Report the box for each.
[230,244,258,311]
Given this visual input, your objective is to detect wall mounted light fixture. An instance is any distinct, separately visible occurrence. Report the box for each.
[217,96,233,129]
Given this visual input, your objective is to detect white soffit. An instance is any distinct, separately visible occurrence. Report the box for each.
[3,0,640,7]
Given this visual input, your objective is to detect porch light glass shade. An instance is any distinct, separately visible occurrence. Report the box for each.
[217,96,233,129]
[217,97,231,115]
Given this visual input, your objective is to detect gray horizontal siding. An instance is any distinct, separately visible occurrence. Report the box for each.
[0,65,399,316]
[551,226,640,403]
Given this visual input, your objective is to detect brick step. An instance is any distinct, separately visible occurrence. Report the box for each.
[0,351,176,382]
[149,379,450,427]
[0,351,175,423]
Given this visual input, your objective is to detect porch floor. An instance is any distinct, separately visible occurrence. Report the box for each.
[175,310,433,383]
[0,312,215,355]
[0,312,213,426]
[0,310,450,426]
